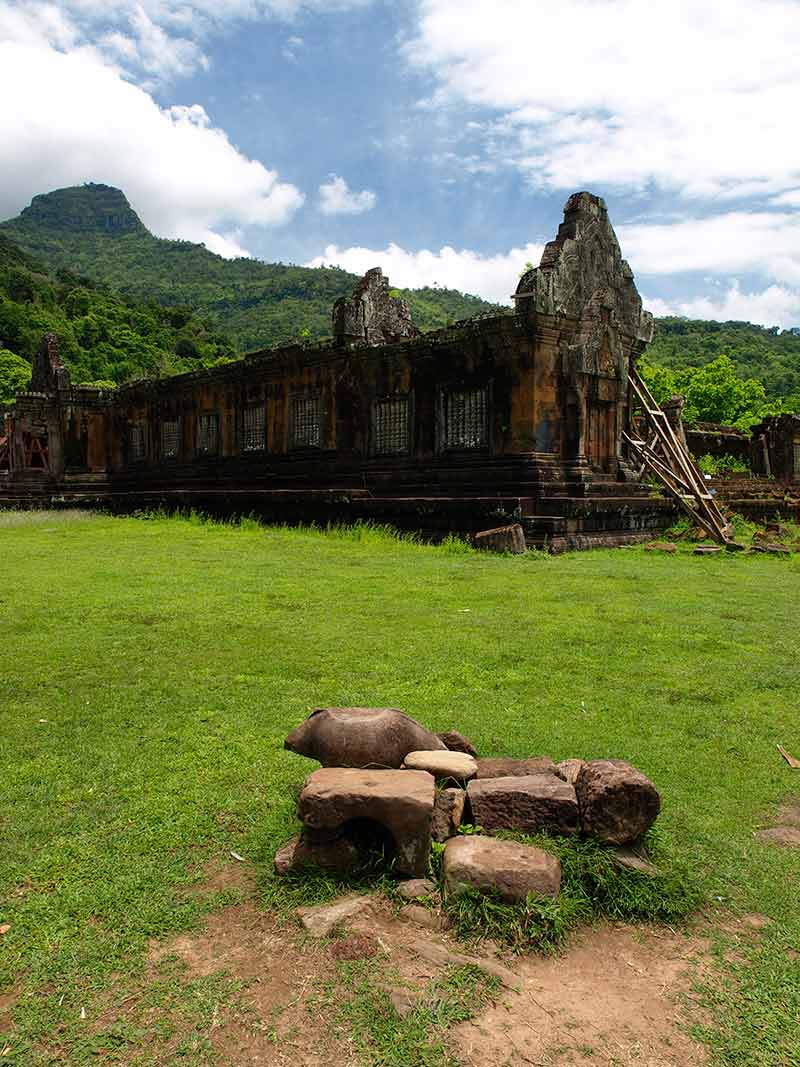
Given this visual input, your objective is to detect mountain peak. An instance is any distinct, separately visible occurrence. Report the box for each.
[18,184,146,236]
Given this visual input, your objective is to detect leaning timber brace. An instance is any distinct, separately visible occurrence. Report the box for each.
[623,366,738,546]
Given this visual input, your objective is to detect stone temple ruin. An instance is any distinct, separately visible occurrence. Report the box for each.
[0,193,680,549]
[278,706,661,903]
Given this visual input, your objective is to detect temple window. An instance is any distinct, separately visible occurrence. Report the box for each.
[197,412,219,456]
[129,423,146,463]
[290,394,322,449]
[442,386,488,450]
[160,418,180,459]
[372,396,410,455]
[242,404,265,452]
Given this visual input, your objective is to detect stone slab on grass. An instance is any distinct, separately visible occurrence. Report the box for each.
[285,706,445,769]
[443,835,561,902]
[575,759,661,844]
[404,750,477,781]
[467,774,579,835]
[297,767,435,876]
[297,894,373,937]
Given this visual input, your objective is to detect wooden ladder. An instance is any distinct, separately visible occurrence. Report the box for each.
[623,366,738,546]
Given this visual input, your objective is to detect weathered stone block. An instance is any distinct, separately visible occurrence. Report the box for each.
[467,774,579,835]
[297,767,435,876]
[274,832,359,875]
[285,707,445,769]
[437,730,478,757]
[473,524,527,554]
[575,759,661,844]
[443,835,561,902]
[475,757,557,779]
[431,787,466,842]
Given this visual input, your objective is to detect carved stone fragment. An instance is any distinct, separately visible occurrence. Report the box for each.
[332,267,419,346]
[285,707,445,769]
[467,774,579,836]
[473,524,527,554]
[431,787,466,842]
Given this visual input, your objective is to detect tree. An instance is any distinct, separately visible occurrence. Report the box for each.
[0,348,31,404]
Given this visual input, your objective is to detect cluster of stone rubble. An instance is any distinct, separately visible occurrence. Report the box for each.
[276,707,661,903]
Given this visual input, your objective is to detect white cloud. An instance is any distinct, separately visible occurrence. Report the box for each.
[643,283,800,330]
[404,0,800,200]
[307,242,545,302]
[318,175,377,216]
[0,40,304,256]
[619,211,800,288]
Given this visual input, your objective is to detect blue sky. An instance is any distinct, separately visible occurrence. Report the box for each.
[2,0,800,326]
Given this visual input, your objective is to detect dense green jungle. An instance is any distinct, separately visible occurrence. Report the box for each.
[2,183,800,430]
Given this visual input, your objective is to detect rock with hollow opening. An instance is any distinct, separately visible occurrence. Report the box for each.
[274,832,359,875]
[575,759,661,844]
[297,767,435,876]
[285,707,445,769]
[443,835,561,902]
[467,774,579,836]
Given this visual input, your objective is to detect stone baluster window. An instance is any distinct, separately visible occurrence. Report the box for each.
[160,418,180,459]
[443,386,488,450]
[290,395,322,449]
[197,412,219,456]
[129,423,146,463]
[372,396,410,455]
[242,404,265,452]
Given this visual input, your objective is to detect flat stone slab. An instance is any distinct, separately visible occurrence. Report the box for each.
[467,774,579,835]
[404,750,477,781]
[285,707,445,769]
[443,835,561,902]
[397,878,437,900]
[575,759,661,844]
[475,757,557,779]
[297,767,435,876]
[297,894,373,937]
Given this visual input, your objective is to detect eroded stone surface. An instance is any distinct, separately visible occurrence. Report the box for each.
[555,758,585,786]
[396,878,436,901]
[285,707,445,769]
[475,757,557,779]
[297,767,435,876]
[404,750,477,781]
[431,787,466,842]
[274,833,359,875]
[467,774,579,836]
[332,268,419,346]
[443,835,561,902]
[297,894,373,937]
[473,524,527,554]
[437,731,478,757]
[575,759,661,844]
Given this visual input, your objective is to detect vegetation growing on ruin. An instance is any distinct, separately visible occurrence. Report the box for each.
[0,513,798,1065]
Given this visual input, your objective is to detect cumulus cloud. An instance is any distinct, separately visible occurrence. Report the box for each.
[307,242,545,302]
[0,39,304,255]
[404,0,800,200]
[643,283,800,330]
[317,176,377,216]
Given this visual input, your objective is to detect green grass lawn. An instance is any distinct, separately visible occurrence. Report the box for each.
[1,512,799,1065]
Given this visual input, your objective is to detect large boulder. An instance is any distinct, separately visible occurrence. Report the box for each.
[443,836,561,902]
[575,759,661,844]
[467,774,579,836]
[285,707,445,769]
[475,757,557,779]
[297,767,435,876]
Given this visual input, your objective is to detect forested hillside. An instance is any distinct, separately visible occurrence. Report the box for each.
[0,185,500,352]
[0,234,237,402]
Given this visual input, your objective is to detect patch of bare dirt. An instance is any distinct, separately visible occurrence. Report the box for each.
[449,922,709,1067]
[183,855,257,897]
[0,987,20,1032]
